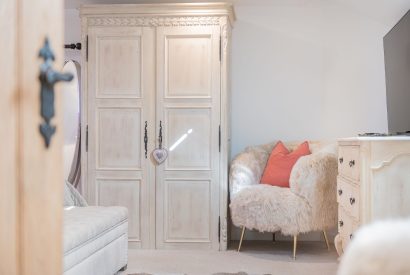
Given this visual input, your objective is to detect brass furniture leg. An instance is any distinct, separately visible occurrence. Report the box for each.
[323,230,330,250]
[238,226,246,252]
[293,235,297,260]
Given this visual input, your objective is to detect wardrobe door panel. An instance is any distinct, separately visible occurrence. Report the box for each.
[98,108,142,169]
[165,180,211,241]
[166,108,211,169]
[156,26,221,250]
[98,179,141,241]
[98,37,141,97]
[166,35,212,97]
[87,26,155,248]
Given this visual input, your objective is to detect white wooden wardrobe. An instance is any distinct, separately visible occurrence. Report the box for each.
[80,3,234,250]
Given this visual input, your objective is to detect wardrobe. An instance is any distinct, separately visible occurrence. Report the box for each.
[80,3,235,250]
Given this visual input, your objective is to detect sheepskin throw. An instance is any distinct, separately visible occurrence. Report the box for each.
[338,219,410,275]
[229,141,338,236]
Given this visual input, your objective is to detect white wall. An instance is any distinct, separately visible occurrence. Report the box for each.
[64,9,82,63]
[231,1,392,158]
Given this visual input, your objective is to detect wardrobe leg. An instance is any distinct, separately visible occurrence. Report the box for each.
[293,235,298,260]
[323,230,330,250]
[238,226,246,252]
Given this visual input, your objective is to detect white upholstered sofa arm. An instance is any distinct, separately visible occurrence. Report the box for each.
[289,144,338,230]
[229,146,270,198]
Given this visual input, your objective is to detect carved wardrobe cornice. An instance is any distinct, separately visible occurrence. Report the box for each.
[87,16,223,27]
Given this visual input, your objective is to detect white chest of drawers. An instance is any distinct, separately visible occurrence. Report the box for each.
[335,137,410,255]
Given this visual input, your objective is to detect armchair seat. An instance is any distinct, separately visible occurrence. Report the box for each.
[231,184,313,236]
[229,141,338,258]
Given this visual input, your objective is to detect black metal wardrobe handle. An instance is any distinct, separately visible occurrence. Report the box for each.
[158,120,163,149]
[144,121,148,159]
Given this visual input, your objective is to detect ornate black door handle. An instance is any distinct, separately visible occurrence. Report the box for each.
[39,38,73,148]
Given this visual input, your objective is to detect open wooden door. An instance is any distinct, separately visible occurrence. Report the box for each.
[0,0,65,274]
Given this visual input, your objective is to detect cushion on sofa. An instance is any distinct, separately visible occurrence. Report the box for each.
[64,180,88,207]
[63,206,128,272]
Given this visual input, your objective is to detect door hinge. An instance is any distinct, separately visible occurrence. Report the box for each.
[86,35,89,62]
[219,35,222,62]
[86,125,89,152]
[218,125,221,153]
[218,216,221,242]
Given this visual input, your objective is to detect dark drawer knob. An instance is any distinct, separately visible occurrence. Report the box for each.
[338,189,343,196]
[339,157,344,164]
[350,197,356,205]
[349,160,355,167]
[339,220,344,227]
[350,234,353,240]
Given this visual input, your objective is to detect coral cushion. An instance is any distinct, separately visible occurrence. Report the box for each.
[260,141,311,187]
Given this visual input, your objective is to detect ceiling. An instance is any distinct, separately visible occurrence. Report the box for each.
[64,0,410,27]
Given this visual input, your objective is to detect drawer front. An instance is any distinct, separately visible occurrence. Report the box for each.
[338,207,357,251]
[338,145,360,182]
[337,177,349,205]
[336,179,344,204]
[344,220,359,250]
[348,183,360,219]
[337,177,360,221]
[338,208,349,250]
[338,207,345,233]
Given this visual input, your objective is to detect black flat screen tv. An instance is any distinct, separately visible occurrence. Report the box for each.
[384,9,410,134]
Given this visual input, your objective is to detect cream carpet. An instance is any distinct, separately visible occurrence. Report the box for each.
[121,241,339,275]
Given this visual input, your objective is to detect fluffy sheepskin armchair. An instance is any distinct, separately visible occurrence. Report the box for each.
[338,219,410,275]
[229,141,338,259]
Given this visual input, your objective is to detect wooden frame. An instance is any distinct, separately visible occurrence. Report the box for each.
[1,0,64,273]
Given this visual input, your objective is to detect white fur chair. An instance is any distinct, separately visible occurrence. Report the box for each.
[229,141,338,259]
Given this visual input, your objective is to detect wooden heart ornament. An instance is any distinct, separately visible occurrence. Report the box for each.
[152,148,168,165]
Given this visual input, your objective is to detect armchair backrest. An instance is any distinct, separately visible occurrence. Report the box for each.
[230,140,337,198]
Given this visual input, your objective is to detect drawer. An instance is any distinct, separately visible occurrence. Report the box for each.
[344,220,359,249]
[338,206,360,252]
[348,183,360,219]
[337,177,349,204]
[337,177,360,220]
[338,145,360,181]
[338,207,350,234]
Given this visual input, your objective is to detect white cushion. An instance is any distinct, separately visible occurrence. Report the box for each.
[63,206,128,272]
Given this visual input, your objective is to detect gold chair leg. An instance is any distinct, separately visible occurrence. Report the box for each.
[293,235,297,260]
[238,226,246,252]
[323,230,330,250]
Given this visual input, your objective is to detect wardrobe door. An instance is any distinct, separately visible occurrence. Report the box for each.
[156,25,221,249]
[87,26,155,248]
